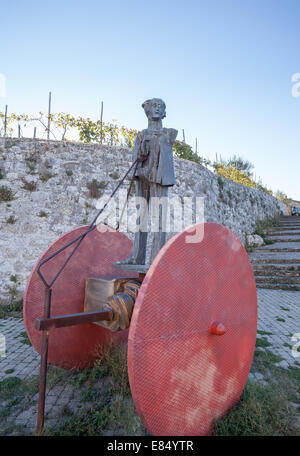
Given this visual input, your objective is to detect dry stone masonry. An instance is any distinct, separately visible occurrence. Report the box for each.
[0,138,287,296]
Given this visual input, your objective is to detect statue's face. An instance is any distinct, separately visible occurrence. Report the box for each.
[144,99,165,120]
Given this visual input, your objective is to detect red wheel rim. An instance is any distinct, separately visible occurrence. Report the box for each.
[24,225,137,369]
[128,223,257,436]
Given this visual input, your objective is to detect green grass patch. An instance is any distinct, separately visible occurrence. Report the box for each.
[0,299,23,319]
[44,343,146,436]
[19,331,31,346]
[257,330,273,336]
[280,307,290,311]
[256,337,271,348]
[214,380,299,436]
[4,369,15,375]
[0,185,14,202]
[276,317,286,322]
[215,347,300,435]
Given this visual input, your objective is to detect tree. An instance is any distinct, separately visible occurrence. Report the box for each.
[224,155,254,177]
[173,140,211,166]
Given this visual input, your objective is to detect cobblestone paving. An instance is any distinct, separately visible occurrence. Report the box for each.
[256,288,300,368]
[0,286,299,434]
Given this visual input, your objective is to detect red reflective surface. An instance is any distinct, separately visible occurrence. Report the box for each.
[128,223,257,436]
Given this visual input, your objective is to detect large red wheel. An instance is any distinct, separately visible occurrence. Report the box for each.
[24,225,137,369]
[128,223,257,436]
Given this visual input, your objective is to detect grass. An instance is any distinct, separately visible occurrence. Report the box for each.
[38,210,47,217]
[254,216,280,243]
[21,178,37,192]
[65,169,73,176]
[215,348,300,435]
[257,330,273,336]
[280,306,290,311]
[6,215,16,224]
[109,172,119,180]
[19,331,31,346]
[0,185,14,202]
[43,342,146,436]
[0,376,40,435]
[276,317,286,322]
[86,179,107,199]
[256,337,271,348]
[40,172,55,183]
[0,298,23,319]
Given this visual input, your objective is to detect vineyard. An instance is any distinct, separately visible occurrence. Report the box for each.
[0,110,138,148]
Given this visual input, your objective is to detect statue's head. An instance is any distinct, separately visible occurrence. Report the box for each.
[142,98,166,120]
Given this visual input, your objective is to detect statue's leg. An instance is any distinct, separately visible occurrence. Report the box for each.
[150,184,168,263]
[116,179,149,265]
[130,179,149,264]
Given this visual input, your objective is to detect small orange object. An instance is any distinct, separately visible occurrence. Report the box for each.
[210,321,226,335]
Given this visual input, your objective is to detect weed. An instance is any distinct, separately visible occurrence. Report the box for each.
[86,179,107,198]
[22,178,37,192]
[39,210,47,217]
[0,186,14,202]
[256,337,271,348]
[214,380,299,436]
[276,317,286,322]
[280,307,290,312]
[9,275,17,283]
[0,299,23,319]
[217,176,224,191]
[6,215,16,224]
[19,331,31,346]
[109,172,119,180]
[257,330,273,336]
[66,169,73,177]
[4,369,14,375]
[40,172,54,183]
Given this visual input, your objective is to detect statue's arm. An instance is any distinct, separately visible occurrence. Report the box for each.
[167,128,178,145]
[132,131,142,163]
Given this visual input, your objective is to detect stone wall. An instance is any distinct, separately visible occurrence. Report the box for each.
[0,138,287,296]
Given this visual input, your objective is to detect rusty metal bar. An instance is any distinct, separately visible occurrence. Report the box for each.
[36,287,52,434]
[35,309,113,331]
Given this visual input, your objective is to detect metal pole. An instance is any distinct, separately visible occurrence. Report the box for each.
[100,101,103,144]
[182,129,185,143]
[4,105,8,137]
[36,287,52,434]
[195,138,197,153]
[18,124,21,138]
[33,127,37,139]
[47,92,51,140]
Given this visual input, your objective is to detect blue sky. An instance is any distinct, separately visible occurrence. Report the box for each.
[1,0,300,199]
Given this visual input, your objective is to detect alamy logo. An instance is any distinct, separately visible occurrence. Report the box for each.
[0,333,6,358]
[291,333,300,358]
[0,73,6,98]
[291,73,300,98]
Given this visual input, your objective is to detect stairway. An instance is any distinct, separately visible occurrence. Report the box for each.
[249,215,300,291]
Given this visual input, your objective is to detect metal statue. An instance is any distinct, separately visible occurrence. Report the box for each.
[116,98,178,265]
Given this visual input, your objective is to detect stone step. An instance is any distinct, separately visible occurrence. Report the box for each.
[252,263,300,272]
[266,231,300,236]
[249,252,300,263]
[265,237,300,242]
[269,227,300,232]
[254,241,300,252]
[256,283,300,291]
[254,269,300,277]
[255,275,300,284]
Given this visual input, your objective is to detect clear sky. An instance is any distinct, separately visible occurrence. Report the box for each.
[1,0,300,199]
